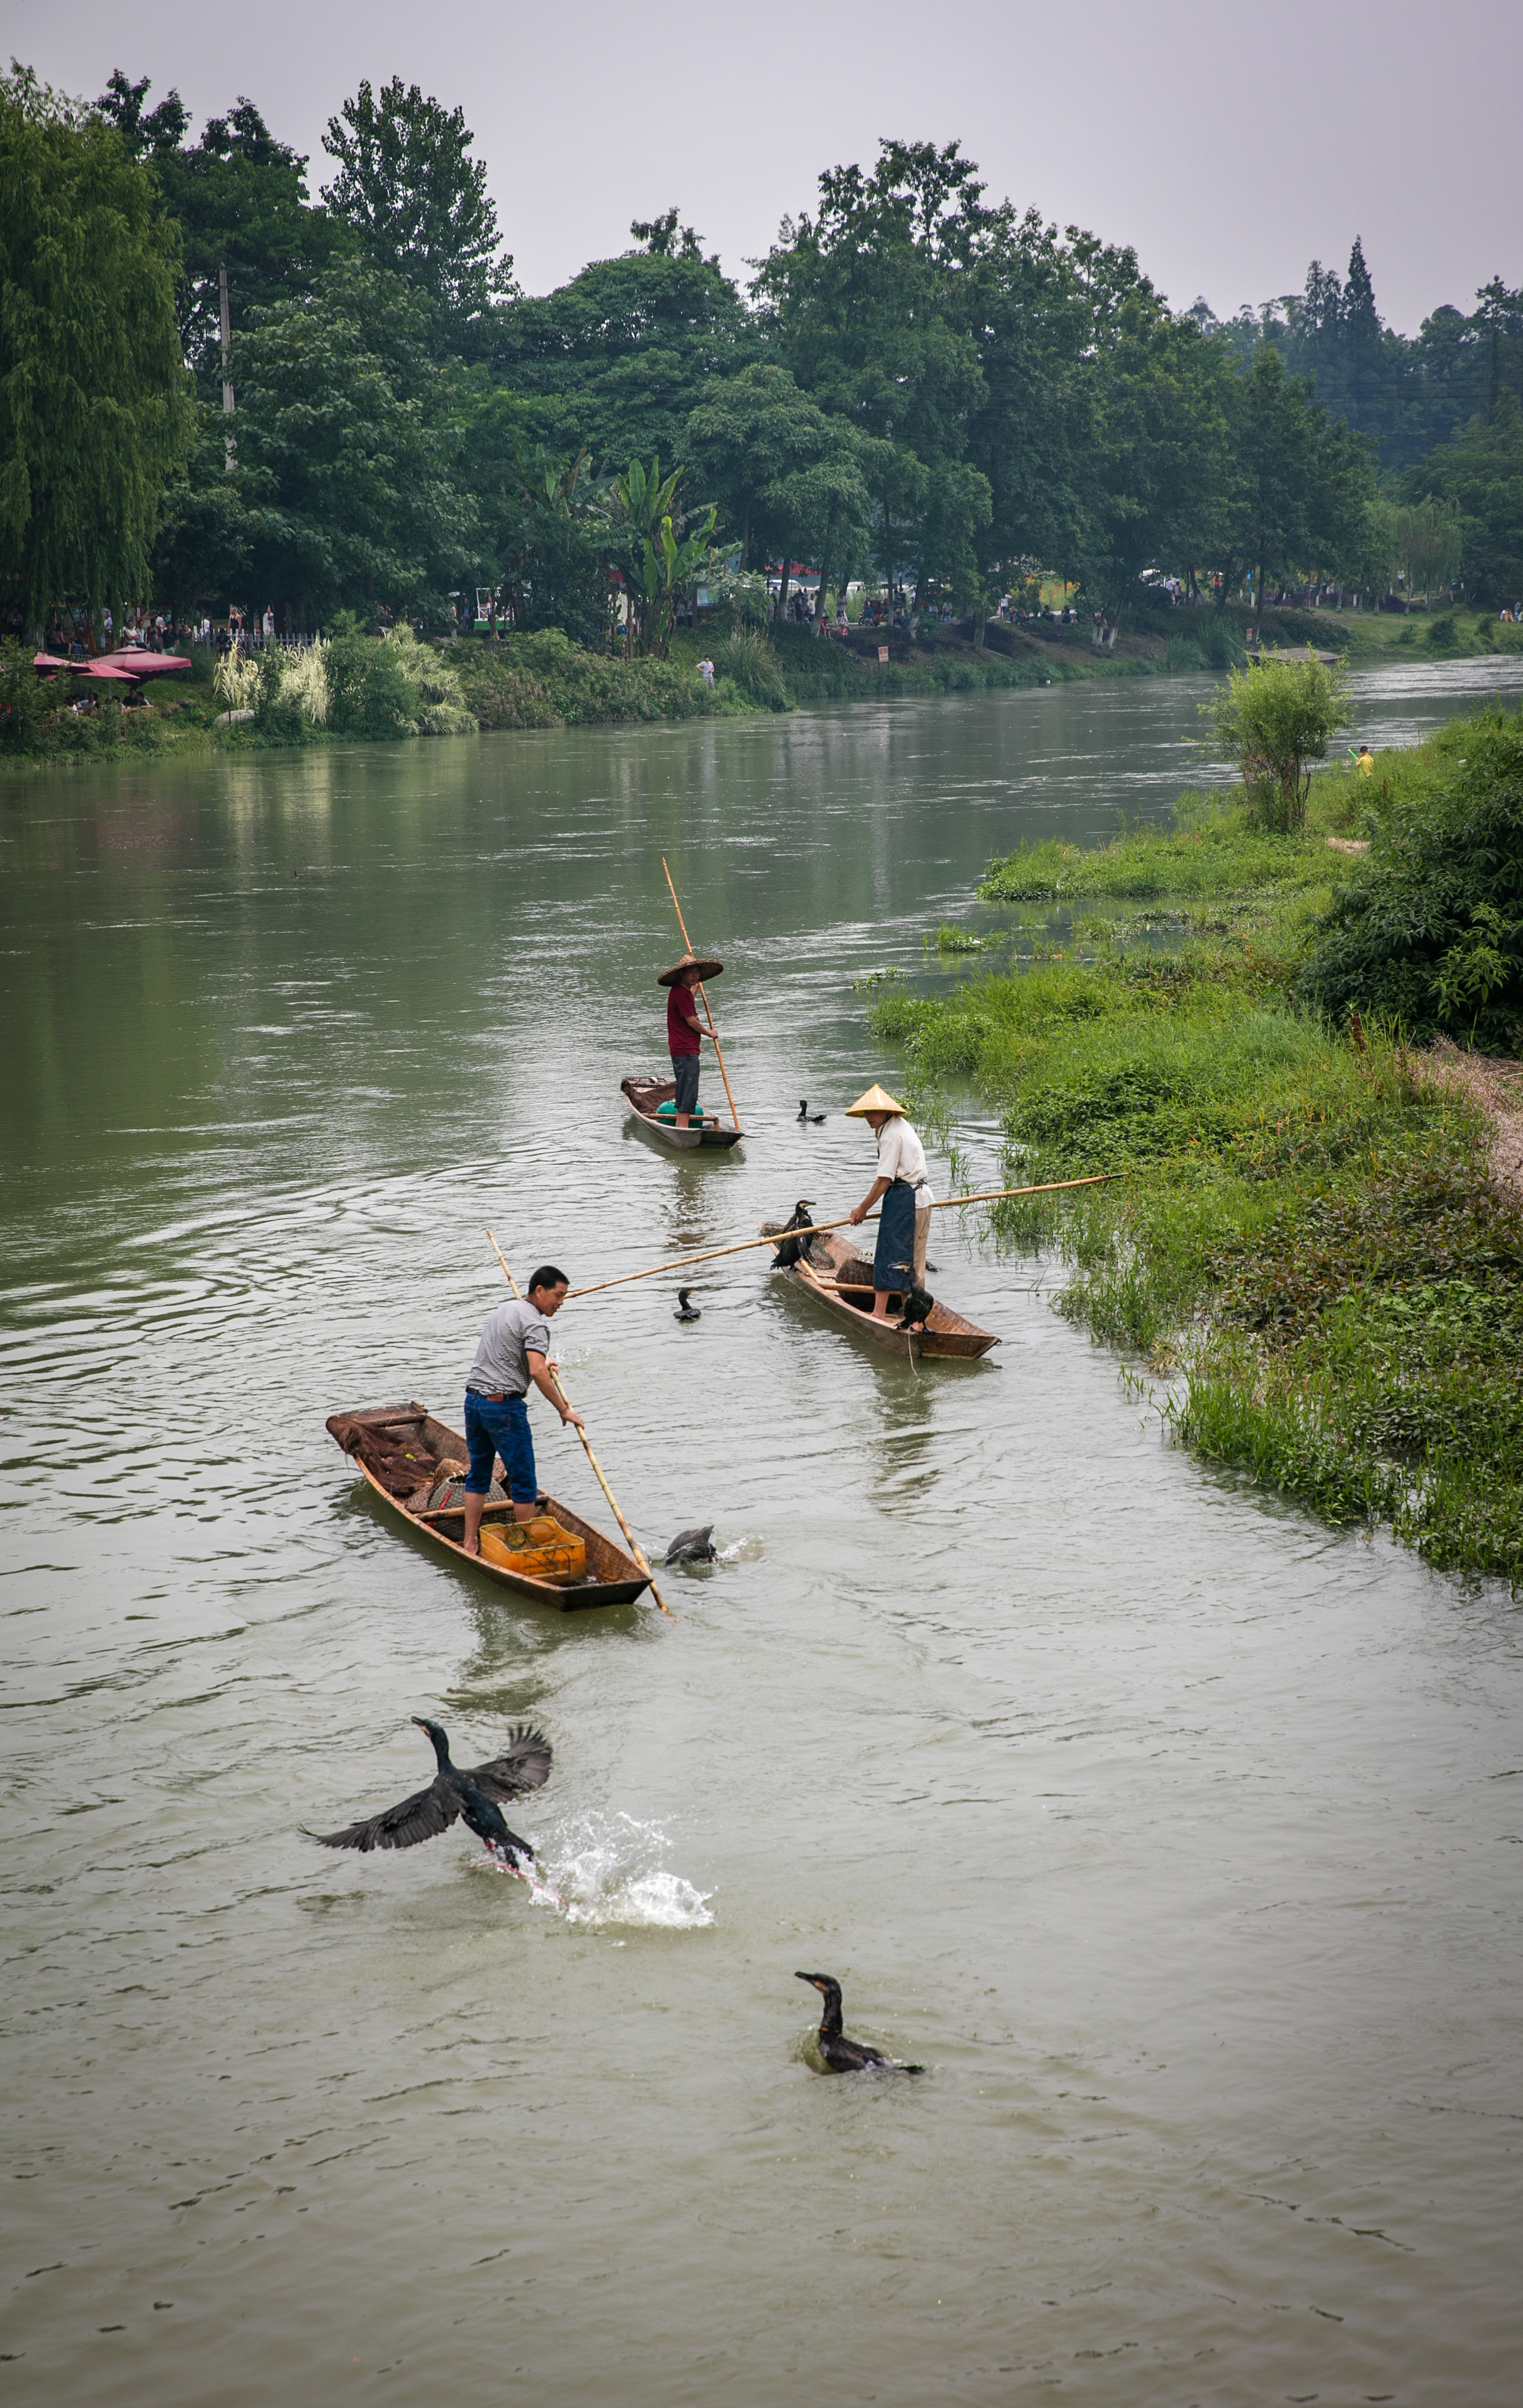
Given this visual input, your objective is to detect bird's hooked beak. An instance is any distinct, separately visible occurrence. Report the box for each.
[795,1971,827,1992]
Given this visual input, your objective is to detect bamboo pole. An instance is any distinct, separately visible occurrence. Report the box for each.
[661,855,741,1132]
[565,1173,1118,1299]
[485,1231,673,1615]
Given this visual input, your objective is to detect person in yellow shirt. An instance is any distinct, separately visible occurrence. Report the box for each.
[1356,745,1374,777]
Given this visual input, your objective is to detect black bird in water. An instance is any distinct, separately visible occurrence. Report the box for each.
[664,1524,717,1564]
[675,1286,701,1322]
[797,1100,826,1123]
[307,1718,551,1868]
[770,1200,818,1271]
[795,1972,924,2074]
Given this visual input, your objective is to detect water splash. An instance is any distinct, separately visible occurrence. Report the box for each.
[542,1811,714,1928]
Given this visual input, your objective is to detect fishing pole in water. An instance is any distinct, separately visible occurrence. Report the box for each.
[565,1173,1119,1300]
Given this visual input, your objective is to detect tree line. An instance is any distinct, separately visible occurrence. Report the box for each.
[3,59,1520,650]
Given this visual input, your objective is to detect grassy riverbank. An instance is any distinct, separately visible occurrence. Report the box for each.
[870,712,1523,1585]
[1,613,1180,776]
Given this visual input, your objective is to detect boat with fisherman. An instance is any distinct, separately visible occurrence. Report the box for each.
[769,1225,1000,1362]
[621,1072,744,1152]
[326,1402,653,1609]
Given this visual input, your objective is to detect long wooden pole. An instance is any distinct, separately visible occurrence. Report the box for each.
[661,855,741,1133]
[565,1173,1118,1299]
[485,1231,673,1616]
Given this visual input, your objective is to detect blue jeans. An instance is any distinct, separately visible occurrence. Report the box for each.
[463,1390,538,1504]
[670,1052,700,1115]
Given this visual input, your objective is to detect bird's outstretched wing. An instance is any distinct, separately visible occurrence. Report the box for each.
[306,1778,459,1853]
[466,1723,553,1802]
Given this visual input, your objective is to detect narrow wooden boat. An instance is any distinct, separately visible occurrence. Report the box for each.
[622,1072,743,1152]
[776,1229,1000,1361]
[326,1402,652,1610]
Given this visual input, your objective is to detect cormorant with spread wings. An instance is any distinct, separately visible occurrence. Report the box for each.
[306,1717,551,1868]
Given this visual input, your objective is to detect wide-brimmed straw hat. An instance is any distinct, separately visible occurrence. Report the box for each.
[844,1083,906,1117]
[657,953,724,987]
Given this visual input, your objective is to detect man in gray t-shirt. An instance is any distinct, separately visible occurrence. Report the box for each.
[461,1268,583,1556]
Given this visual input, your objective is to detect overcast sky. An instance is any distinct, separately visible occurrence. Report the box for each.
[24,0,1519,334]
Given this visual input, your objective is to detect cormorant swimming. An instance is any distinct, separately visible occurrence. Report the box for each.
[770,1200,817,1271]
[797,1100,826,1123]
[664,1524,717,1563]
[675,1286,701,1321]
[795,1972,924,2073]
[306,1718,551,1867]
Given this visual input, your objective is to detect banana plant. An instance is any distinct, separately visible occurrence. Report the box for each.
[615,458,718,657]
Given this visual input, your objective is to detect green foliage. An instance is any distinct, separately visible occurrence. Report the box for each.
[0,65,192,626]
[1404,395,1523,604]
[493,247,756,468]
[1295,709,1523,1052]
[612,459,716,657]
[97,74,351,389]
[679,361,879,594]
[449,628,718,728]
[866,750,1523,1580]
[1206,656,1350,833]
[977,809,1346,904]
[460,416,616,643]
[320,79,513,345]
[1211,346,1375,604]
[712,629,788,709]
[159,263,479,620]
[322,618,473,738]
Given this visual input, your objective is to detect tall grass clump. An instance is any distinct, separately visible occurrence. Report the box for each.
[713,627,789,709]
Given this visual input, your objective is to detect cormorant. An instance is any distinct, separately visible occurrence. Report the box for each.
[675,1286,701,1321]
[797,1100,826,1123]
[664,1524,717,1564]
[887,1263,935,1334]
[770,1200,817,1271]
[795,1973,924,2074]
[306,1718,551,1867]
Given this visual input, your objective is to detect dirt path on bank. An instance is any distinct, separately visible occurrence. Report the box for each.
[1422,1040,1523,1206]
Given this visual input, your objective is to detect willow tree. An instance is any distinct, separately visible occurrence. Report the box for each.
[0,67,191,631]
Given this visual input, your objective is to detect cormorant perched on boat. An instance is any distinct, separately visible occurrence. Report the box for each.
[770,1200,818,1271]
[664,1524,717,1564]
[887,1264,935,1334]
[675,1286,701,1322]
[306,1718,551,1868]
[797,1100,826,1123]
[795,1972,924,2074]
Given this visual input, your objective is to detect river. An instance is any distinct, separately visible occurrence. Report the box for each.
[3,658,1521,2407]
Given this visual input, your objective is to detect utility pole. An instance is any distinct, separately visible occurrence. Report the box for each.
[219,261,235,471]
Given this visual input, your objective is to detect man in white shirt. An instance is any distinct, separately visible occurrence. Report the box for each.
[844,1084,935,1320]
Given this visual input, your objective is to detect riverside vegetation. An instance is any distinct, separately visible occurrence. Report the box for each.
[870,703,1523,1584]
[7,60,1523,692]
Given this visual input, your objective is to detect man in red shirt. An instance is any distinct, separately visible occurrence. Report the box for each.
[658,954,722,1127]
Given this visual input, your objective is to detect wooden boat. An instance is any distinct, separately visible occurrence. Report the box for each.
[622,1072,743,1152]
[327,1402,653,1611]
[776,1229,1000,1361]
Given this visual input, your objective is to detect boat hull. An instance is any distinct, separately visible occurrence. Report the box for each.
[621,1073,743,1151]
[329,1402,652,1609]
[777,1231,999,1361]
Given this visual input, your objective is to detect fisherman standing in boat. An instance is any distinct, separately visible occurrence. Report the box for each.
[460,1268,584,1558]
[845,1084,935,1319]
[658,952,723,1128]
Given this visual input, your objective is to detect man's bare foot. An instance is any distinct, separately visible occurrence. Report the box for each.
[462,1538,480,1556]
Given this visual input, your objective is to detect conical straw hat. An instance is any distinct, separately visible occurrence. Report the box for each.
[844,1083,906,1117]
[657,953,724,987]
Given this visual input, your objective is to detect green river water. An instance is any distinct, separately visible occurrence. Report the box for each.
[3,660,1522,2407]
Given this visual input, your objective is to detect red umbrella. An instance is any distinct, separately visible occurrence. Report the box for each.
[79,662,140,682]
[95,650,191,674]
[33,651,72,668]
